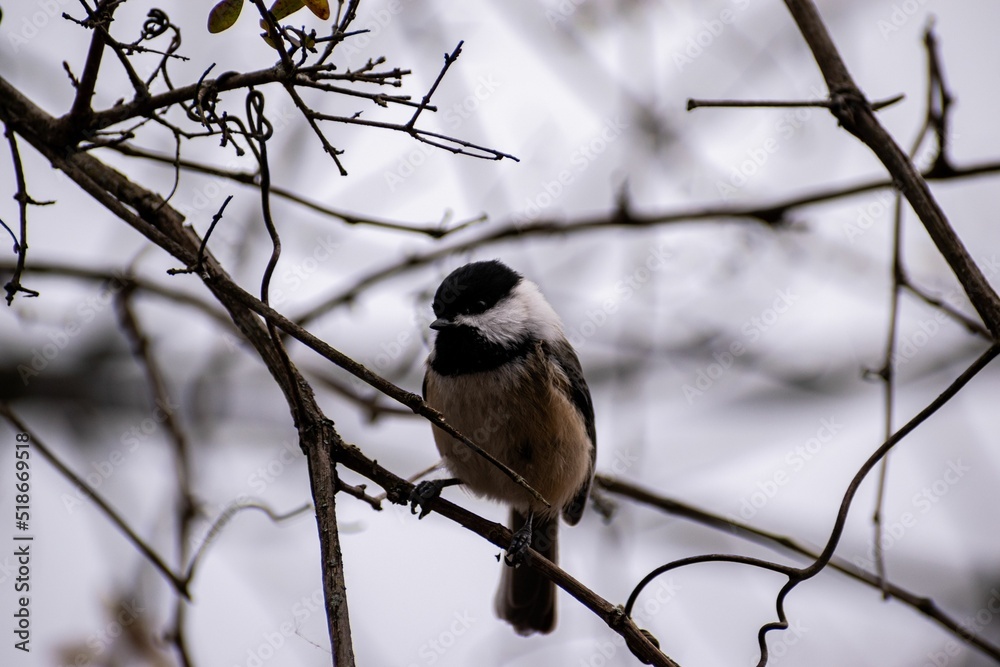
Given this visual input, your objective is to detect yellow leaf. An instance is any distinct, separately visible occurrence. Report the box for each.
[303,0,331,20]
[208,0,244,34]
[268,0,306,21]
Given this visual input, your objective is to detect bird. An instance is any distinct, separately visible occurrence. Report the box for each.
[414,259,596,635]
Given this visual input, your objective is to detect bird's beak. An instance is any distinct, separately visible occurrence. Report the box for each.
[430,317,454,331]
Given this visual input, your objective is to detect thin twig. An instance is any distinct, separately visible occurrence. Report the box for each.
[7,73,543,508]
[901,282,991,338]
[309,370,415,420]
[0,404,190,599]
[166,195,234,277]
[331,438,679,667]
[293,156,1000,326]
[406,41,463,129]
[65,1,109,126]
[246,88,309,431]
[185,500,312,583]
[595,476,1000,662]
[781,0,1000,337]
[335,477,382,511]
[870,20,956,598]
[246,82,355,665]
[309,109,519,161]
[687,93,904,112]
[870,191,904,598]
[113,284,197,666]
[3,124,42,304]
[282,80,349,175]
[624,343,1000,666]
[0,260,232,326]
[108,143,487,238]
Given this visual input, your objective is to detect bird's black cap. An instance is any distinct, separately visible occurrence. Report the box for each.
[432,260,522,322]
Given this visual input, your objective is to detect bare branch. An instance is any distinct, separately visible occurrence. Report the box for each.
[405,41,464,129]
[687,92,904,111]
[308,109,519,161]
[332,439,679,666]
[65,8,106,126]
[0,260,232,327]
[2,124,42,304]
[0,404,190,599]
[294,155,1000,326]
[781,0,1000,337]
[185,499,311,583]
[109,142,489,237]
[113,284,198,667]
[623,343,1000,666]
[596,475,1000,662]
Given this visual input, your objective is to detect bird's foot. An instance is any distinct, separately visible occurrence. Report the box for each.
[409,478,461,518]
[503,512,534,566]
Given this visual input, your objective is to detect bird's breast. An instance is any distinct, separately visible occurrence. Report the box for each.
[424,347,591,515]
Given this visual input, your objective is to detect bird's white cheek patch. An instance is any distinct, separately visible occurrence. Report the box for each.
[457,305,531,346]
[454,281,564,345]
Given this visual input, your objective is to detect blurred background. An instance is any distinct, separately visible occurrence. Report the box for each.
[2,0,1000,665]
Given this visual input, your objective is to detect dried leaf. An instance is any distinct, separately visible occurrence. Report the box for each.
[208,0,244,34]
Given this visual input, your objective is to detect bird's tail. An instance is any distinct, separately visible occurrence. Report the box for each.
[494,509,558,635]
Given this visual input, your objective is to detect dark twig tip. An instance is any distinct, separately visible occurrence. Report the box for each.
[750,207,788,227]
[872,93,905,111]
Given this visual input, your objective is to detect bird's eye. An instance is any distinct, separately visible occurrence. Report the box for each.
[476,300,487,309]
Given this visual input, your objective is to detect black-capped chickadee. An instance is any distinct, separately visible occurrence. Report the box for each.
[415,260,596,635]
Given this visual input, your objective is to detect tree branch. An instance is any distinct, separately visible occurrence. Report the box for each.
[622,342,1000,666]
[781,0,1000,338]
[107,143,487,237]
[595,475,1000,662]
[293,156,1000,326]
[332,441,680,666]
[0,68,358,663]
[0,404,190,599]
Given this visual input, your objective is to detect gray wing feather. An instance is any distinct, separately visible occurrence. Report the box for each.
[546,339,596,525]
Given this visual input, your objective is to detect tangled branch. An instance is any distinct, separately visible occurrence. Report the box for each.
[2,2,999,666]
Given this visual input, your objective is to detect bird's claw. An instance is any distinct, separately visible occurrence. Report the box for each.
[409,480,444,519]
[503,521,533,567]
